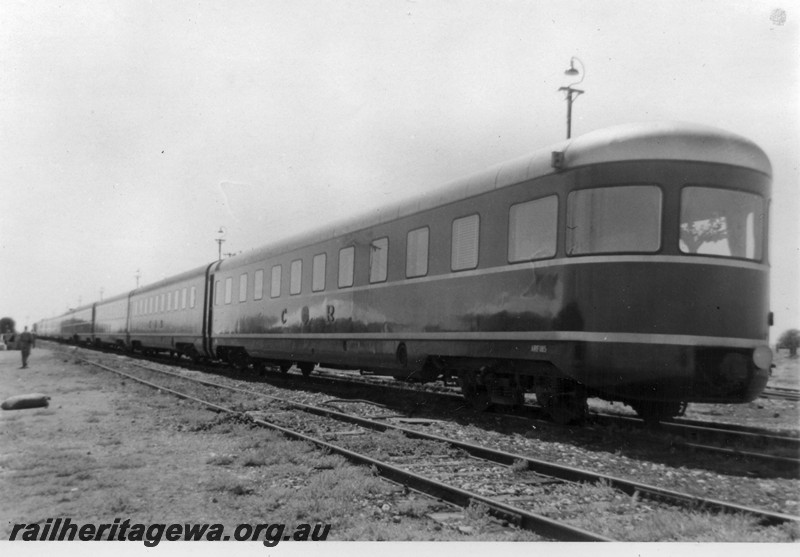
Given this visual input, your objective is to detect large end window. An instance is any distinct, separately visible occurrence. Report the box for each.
[509,195,558,262]
[567,186,662,254]
[680,187,764,260]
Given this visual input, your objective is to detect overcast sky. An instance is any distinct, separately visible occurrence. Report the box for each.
[1,0,797,341]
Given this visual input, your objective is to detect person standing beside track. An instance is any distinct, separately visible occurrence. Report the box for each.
[18,326,34,369]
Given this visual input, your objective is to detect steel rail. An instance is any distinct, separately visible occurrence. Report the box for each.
[761,387,800,402]
[592,412,800,449]
[126,359,800,527]
[79,356,612,542]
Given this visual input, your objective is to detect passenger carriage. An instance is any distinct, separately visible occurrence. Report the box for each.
[206,121,773,422]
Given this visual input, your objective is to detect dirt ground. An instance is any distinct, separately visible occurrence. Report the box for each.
[0,346,535,549]
[0,346,249,532]
[2,345,797,552]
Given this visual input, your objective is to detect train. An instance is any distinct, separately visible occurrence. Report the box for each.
[36,121,774,423]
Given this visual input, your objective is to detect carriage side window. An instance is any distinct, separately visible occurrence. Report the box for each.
[254,269,264,300]
[271,265,282,298]
[239,273,248,302]
[167,292,172,311]
[679,187,764,260]
[183,287,188,309]
[312,253,326,292]
[290,259,302,295]
[338,246,355,288]
[214,282,221,305]
[406,227,429,278]
[159,294,165,312]
[452,214,480,271]
[224,277,233,304]
[369,237,389,283]
[188,287,195,309]
[566,186,661,255]
[508,195,558,262]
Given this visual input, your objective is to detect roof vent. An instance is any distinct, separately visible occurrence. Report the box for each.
[551,150,565,170]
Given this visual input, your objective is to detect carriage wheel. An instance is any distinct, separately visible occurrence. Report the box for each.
[298,362,315,377]
[631,400,687,425]
[459,372,493,411]
[535,378,587,425]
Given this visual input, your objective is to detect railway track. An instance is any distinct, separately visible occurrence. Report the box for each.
[70,349,799,541]
[51,340,800,473]
[588,412,800,469]
[267,363,800,471]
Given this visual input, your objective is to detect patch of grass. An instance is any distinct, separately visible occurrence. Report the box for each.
[207,477,255,496]
[207,454,236,466]
[281,466,393,526]
[616,509,799,542]
[109,495,134,514]
[463,500,493,533]
[510,458,529,473]
[395,498,437,518]
[108,457,146,470]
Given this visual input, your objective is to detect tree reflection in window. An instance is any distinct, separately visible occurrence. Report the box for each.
[679,187,763,260]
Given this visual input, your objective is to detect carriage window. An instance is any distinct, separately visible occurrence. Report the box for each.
[680,187,764,260]
[312,253,326,292]
[406,227,429,278]
[452,214,480,271]
[183,287,189,309]
[271,265,282,298]
[369,237,389,283]
[567,186,661,254]
[224,277,233,304]
[509,196,558,262]
[338,246,355,288]
[254,269,264,300]
[239,273,248,302]
[290,259,302,295]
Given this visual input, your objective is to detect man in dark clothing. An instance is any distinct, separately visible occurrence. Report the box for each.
[18,326,34,368]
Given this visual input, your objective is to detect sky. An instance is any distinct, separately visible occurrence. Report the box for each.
[0,0,797,342]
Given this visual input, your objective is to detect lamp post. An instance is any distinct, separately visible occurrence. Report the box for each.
[215,227,226,261]
[558,57,585,139]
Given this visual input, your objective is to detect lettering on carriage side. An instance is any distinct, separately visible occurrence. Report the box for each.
[281,309,287,324]
[531,344,548,353]
[326,305,335,323]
